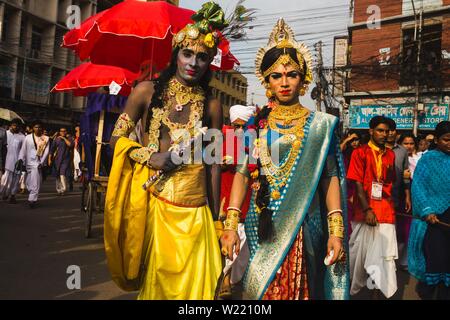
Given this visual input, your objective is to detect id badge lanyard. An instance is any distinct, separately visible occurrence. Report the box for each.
[368,141,384,201]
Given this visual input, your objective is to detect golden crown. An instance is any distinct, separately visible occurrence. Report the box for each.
[255,19,313,85]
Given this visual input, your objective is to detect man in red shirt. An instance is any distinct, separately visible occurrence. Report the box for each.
[347,115,399,299]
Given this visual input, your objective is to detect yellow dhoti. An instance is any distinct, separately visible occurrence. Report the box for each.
[104,137,221,299]
[138,195,221,299]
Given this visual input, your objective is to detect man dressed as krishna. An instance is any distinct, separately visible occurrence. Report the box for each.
[220,19,350,300]
[103,2,254,300]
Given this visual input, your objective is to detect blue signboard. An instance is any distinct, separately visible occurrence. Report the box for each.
[349,104,449,129]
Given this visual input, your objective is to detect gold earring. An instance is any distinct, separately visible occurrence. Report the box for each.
[299,85,307,96]
[266,89,273,99]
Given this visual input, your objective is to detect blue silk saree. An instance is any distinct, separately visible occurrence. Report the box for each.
[243,111,350,300]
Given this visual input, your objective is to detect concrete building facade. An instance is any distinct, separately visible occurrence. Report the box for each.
[210,70,248,124]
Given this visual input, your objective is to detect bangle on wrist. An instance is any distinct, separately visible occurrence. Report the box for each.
[328,214,344,239]
[227,206,242,214]
[224,208,240,231]
[327,209,343,216]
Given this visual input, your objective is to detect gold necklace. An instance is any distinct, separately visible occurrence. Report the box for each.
[167,77,205,112]
[259,108,309,200]
[146,78,205,151]
[162,78,205,135]
[268,103,309,134]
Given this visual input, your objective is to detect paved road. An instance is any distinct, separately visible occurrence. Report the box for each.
[0,178,419,300]
[0,178,136,300]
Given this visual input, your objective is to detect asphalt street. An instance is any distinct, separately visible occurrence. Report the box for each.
[0,178,419,300]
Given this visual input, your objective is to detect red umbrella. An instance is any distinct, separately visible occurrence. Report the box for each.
[62,10,107,53]
[51,62,139,96]
[63,1,194,73]
[62,0,239,72]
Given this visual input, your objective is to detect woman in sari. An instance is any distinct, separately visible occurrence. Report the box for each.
[408,121,450,300]
[219,19,349,300]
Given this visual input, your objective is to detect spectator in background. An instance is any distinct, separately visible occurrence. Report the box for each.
[340,131,361,233]
[41,129,51,181]
[426,134,437,150]
[18,120,50,208]
[418,135,430,154]
[73,124,82,182]
[399,133,421,180]
[385,118,412,271]
[66,131,75,192]
[408,121,450,300]
[218,104,256,299]
[0,122,6,175]
[0,118,25,203]
[25,125,33,135]
[347,116,398,299]
[340,131,361,166]
[50,127,74,196]
[17,123,27,193]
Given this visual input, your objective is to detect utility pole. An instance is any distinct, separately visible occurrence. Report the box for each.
[314,41,323,112]
[413,9,423,137]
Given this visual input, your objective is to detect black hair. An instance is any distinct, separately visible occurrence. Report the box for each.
[261,46,306,83]
[145,47,213,132]
[31,119,43,127]
[253,106,274,243]
[385,117,396,130]
[369,115,391,129]
[398,133,418,147]
[435,120,450,139]
[10,118,22,125]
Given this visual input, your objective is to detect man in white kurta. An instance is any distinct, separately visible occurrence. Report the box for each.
[0,119,25,203]
[19,121,49,208]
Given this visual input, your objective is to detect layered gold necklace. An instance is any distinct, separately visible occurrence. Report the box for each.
[259,103,310,200]
[163,77,205,133]
[147,77,205,151]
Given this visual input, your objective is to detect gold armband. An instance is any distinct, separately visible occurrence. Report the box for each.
[328,213,344,239]
[112,113,136,138]
[223,209,240,232]
[128,147,156,165]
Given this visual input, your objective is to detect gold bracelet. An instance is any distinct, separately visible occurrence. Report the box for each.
[223,218,239,231]
[112,113,136,138]
[328,214,344,239]
[224,209,240,231]
[226,210,240,219]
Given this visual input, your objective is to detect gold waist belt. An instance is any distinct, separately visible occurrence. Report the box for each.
[150,164,207,207]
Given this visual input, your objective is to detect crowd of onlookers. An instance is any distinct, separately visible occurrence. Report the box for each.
[341,118,449,300]
[0,119,82,208]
